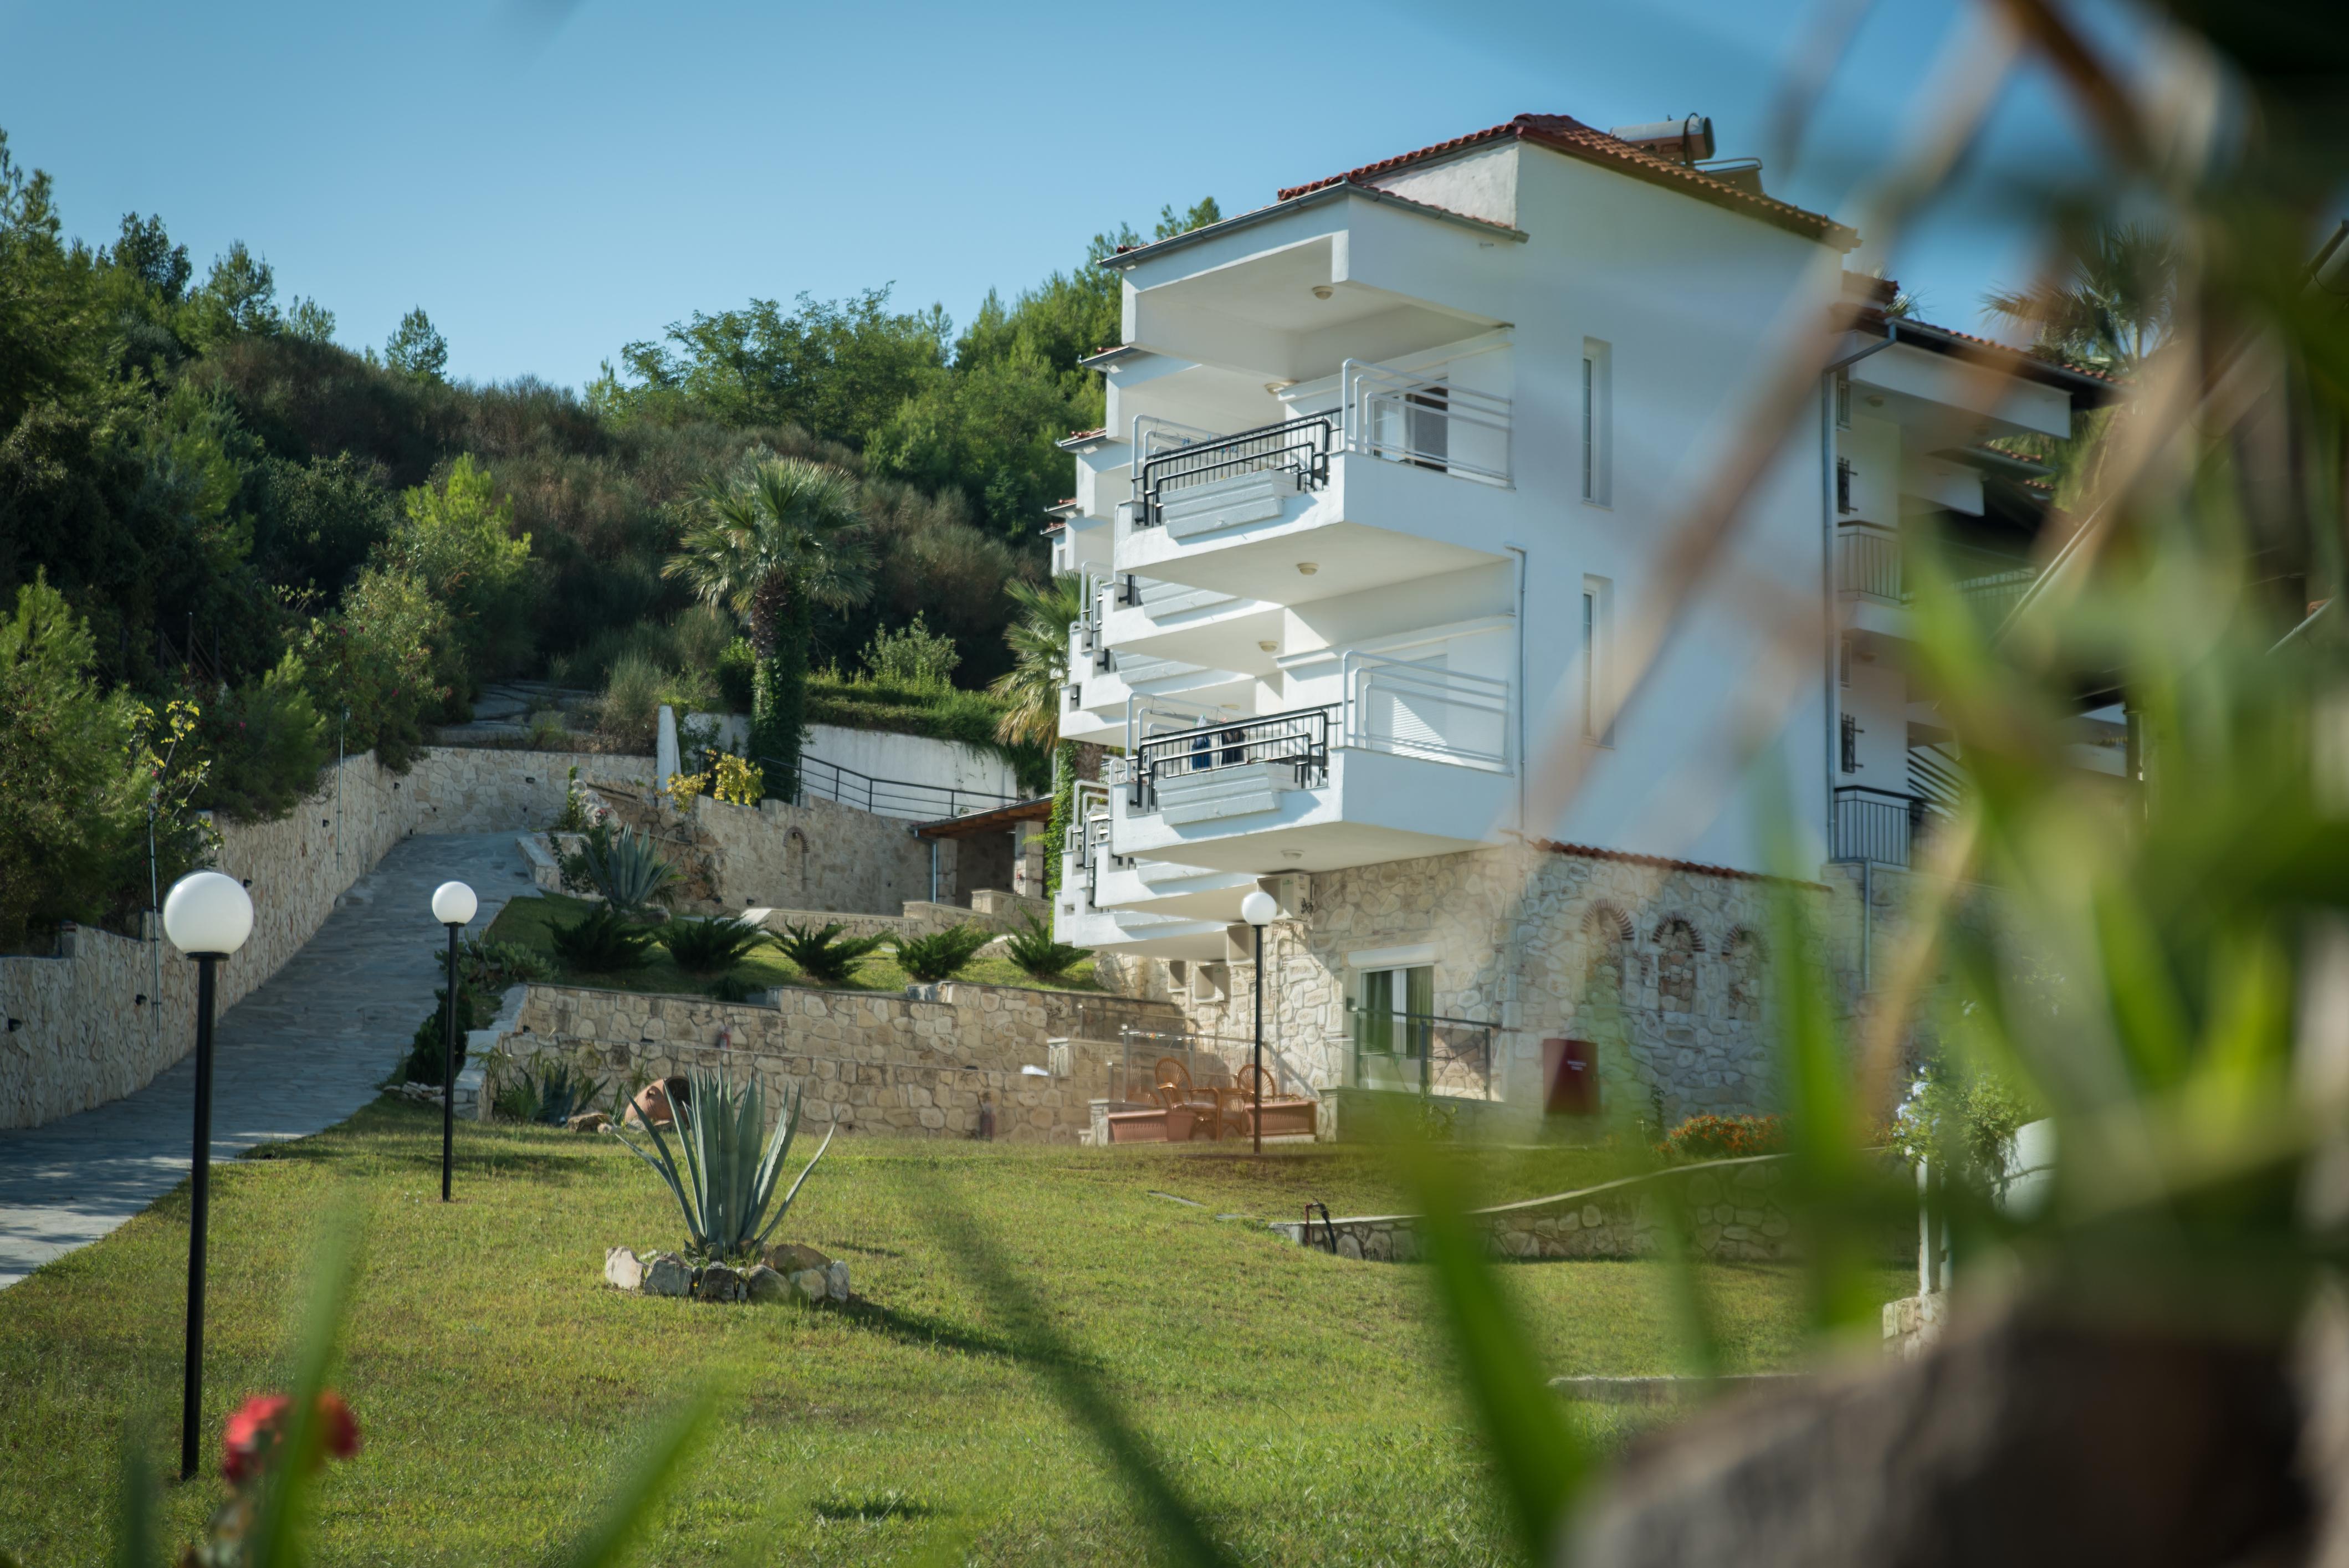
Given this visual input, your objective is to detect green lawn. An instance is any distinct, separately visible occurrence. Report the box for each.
[0,1105,1903,1565]
[487,892,1104,998]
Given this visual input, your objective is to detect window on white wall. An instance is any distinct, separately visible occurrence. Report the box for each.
[1839,635,1852,689]
[1582,575,1615,745]
[1580,338,1612,506]
[1835,371,1852,430]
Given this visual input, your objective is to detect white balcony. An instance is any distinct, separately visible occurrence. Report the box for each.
[1837,526,2040,642]
[1052,790,1237,959]
[1108,664,1513,873]
[1112,360,1517,603]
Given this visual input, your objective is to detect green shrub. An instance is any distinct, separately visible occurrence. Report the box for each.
[0,576,152,951]
[893,924,993,982]
[716,636,755,711]
[549,903,657,973]
[596,651,667,751]
[295,563,448,771]
[859,613,959,689]
[460,935,554,988]
[709,972,762,1003]
[775,921,887,986]
[662,915,769,976]
[197,650,331,822]
[1004,914,1086,981]
[402,985,490,1085]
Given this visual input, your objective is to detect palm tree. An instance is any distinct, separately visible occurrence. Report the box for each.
[1983,222,2178,376]
[989,572,1084,748]
[665,457,873,798]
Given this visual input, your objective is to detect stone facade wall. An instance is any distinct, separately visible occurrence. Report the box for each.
[683,791,956,915]
[0,745,647,1130]
[1095,843,1858,1126]
[496,980,1183,1142]
[1267,1157,1793,1263]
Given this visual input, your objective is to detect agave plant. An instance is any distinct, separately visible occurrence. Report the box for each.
[560,822,678,916]
[610,1068,834,1260]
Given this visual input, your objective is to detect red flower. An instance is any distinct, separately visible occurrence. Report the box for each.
[220,1391,362,1484]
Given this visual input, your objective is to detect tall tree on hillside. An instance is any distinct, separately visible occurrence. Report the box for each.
[1983,222,2177,376]
[666,457,873,797]
[386,307,448,382]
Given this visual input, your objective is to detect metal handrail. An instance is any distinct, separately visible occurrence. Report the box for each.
[1344,1005,1498,1100]
[1338,358,1513,485]
[753,751,1019,822]
[1131,706,1334,809]
[1127,414,1222,505]
[1134,415,1333,528]
[1339,650,1512,771]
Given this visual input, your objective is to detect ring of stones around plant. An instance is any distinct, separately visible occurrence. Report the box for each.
[603,1239,850,1305]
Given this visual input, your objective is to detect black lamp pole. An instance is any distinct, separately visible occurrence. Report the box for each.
[1252,923,1264,1156]
[180,952,221,1481]
[442,921,459,1201]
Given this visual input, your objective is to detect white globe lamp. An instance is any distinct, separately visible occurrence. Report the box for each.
[160,868,252,1483]
[162,871,253,957]
[431,881,478,928]
[1240,889,1279,927]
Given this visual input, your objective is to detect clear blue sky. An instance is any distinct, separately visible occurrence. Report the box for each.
[0,0,2141,388]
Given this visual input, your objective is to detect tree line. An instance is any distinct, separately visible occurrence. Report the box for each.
[0,119,1214,949]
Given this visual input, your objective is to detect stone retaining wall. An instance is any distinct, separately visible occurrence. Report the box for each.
[494,980,1183,1141]
[0,746,642,1130]
[1267,1157,1792,1264]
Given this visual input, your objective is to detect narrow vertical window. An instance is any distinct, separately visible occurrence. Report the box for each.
[1580,339,1611,506]
[1836,458,1856,514]
[1835,371,1852,429]
[1581,356,1595,500]
[1839,635,1852,689]
[1841,712,1862,773]
[1582,576,1614,745]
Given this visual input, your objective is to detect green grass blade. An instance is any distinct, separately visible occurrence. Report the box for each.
[111,1411,155,1568]
[1394,1138,1590,1561]
[919,1189,1239,1568]
[246,1209,362,1568]
[550,1387,717,1568]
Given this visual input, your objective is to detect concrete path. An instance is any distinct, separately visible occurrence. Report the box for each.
[0,832,532,1288]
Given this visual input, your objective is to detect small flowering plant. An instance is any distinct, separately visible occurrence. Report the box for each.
[1654,1112,1787,1162]
[181,1391,361,1567]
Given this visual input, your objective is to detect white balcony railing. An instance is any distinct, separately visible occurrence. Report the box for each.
[1337,359,1512,486]
[1123,358,1515,531]
[1340,652,1511,771]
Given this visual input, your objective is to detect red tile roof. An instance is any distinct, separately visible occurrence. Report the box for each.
[1538,839,1828,889]
[1278,113,1855,248]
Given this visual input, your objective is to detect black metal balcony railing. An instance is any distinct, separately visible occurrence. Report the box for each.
[1346,1008,1497,1100]
[1131,706,1333,810]
[1134,416,1333,528]
[1831,785,1936,868]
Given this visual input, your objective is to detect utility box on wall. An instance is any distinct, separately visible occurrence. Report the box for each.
[1543,1038,1598,1115]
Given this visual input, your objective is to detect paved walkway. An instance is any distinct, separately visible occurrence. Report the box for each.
[0,833,531,1288]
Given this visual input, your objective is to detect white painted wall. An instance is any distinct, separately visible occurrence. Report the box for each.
[697,715,1023,802]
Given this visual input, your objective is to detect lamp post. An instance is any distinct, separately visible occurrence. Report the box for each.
[162,870,254,1482]
[1240,889,1279,1156]
[431,881,478,1202]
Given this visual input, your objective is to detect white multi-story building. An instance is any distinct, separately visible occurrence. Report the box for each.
[1049,112,2111,1122]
